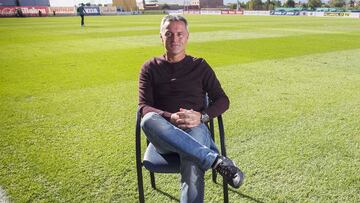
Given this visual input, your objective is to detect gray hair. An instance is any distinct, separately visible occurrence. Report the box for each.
[160,15,188,33]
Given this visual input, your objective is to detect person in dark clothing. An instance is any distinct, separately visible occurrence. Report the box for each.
[77,3,86,26]
[139,15,244,203]
[15,8,23,17]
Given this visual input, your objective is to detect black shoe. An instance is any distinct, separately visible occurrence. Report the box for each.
[213,155,244,188]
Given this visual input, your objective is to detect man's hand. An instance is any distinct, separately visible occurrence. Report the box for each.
[171,108,201,129]
[170,113,180,125]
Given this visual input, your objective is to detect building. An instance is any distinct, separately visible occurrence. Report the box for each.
[112,0,137,11]
[136,0,144,10]
[143,3,159,10]
[190,0,223,8]
[190,0,200,6]
[199,0,223,8]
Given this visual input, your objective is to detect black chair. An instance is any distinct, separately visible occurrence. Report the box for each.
[135,107,229,203]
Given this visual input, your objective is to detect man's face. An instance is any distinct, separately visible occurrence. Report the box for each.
[160,21,189,57]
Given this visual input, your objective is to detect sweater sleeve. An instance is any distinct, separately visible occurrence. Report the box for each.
[201,60,230,118]
[138,62,172,120]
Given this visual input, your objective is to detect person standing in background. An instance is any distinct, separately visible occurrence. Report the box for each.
[77,3,87,27]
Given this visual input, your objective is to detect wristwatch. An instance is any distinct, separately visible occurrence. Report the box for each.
[201,113,210,123]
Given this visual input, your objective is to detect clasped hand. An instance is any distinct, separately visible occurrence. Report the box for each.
[170,108,201,129]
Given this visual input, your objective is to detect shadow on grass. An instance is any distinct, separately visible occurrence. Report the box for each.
[229,188,265,203]
[155,188,179,202]
[153,183,264,203]
[215,182,265,203]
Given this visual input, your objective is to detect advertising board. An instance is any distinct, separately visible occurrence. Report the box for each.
[83,6,100,16]
[49,7,75,16]
[0,6,48,17]
[244,10,270,16]
[100,6,117,15]
[221,10,243,15]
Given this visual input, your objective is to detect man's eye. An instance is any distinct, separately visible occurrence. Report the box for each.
[165,32,172,37]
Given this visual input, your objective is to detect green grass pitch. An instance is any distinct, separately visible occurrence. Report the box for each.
[0,15,360,202]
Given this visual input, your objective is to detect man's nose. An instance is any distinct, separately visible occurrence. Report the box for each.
[171,35,180,42]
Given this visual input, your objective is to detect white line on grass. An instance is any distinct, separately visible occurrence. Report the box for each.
[0,186,10,203]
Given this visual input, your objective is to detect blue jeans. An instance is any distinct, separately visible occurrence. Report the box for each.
[141,112,219,203]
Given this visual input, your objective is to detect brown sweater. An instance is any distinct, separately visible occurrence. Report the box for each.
[138,55,229,120]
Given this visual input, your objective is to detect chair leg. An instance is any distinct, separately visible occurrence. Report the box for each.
[150,172,156,189]
[136,165,145,203]
[136,108,145,202]
[223,178,229,203]
[212,169,217,183]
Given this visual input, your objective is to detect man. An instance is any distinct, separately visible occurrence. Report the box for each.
[77,3,86,27]
[139,15,244,203]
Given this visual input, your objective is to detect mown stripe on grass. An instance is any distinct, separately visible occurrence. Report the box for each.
[216,48,360,131]
[1,33,360,97]
[0,30,286,56]
[190,32,360,67]
[0,26,346,50]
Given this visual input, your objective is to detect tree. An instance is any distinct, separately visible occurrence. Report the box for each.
[240,2,247,9]
[245,1,250,9]
[285,0,296,7]
[161,3,170,10]
[249,0,264,10]
[322,2,331,7]
[329,0,346,7]
[349,0,355,7]
[264,0,275,10]
[272,0,282,7]
[228,3,238,9]
[265,0,271,10]
[302,2,308,9]
[308,0,322,9]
